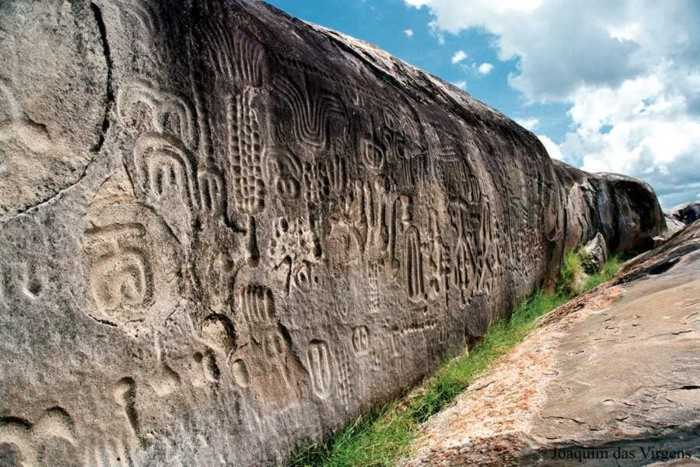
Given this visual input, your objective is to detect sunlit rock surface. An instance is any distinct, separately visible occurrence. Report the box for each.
[0,1,665,465]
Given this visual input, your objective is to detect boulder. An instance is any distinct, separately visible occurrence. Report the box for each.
[672,202,700,225]
[580,232,608,274]
[553,161,665,254]
[664,213,687,236]
[405,222,700,466]
[0,1,666,465]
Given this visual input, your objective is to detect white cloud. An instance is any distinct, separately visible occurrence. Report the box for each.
[477,62,494,75]
[515,117,539,130]
[404,29,414,37]
[453,80,467,90]
[404,0,700,208]
[451,50,468,64]
[538,134,563,160]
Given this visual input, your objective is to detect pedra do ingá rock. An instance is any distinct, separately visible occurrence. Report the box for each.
[0,1,664,465]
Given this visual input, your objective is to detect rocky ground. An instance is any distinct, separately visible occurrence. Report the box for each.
[404,222,700,466]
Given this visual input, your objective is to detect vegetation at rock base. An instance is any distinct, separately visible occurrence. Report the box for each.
[290,250,621,467]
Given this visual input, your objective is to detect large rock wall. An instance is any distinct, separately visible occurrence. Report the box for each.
[0,1,663,465]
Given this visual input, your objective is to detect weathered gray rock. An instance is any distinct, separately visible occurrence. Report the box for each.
[0,1,666,465]
[554,161,665,255]
[672,202,700,226]
[580,232,608,274]
[404,222,700,467]
[664,213,687,238]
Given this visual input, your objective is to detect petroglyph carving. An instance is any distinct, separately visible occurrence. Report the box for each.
[0,216,48,302]
[151,336,181,397]
[326,219,363,268]
[133,133,199,211]
[336,346,353,411]
[236,284,305,404]
[307,340,333,399]
[366,263,383,314]
[229,358,250,388]
[267,147,302,201]
[449,198,481,304]
[111,0,159,40]
[226,88,266,215]
[427,209,449,299]
[270,216,323,294]
[83,183,182,328]
[360,138,386,173]
[84,223,154,315]
[0,2,667,465]
[206,250,238,313]
[117,80,196,148]
[361,180,390,262]
[198,168,225,216]
[200,314,236,355]
[200,21,267,87]
[352,326,370,355]
[274,75,344,149]
[239,285,275,326]
[320,147,348,198]
[114,377,141,442]
[0,407,76,467]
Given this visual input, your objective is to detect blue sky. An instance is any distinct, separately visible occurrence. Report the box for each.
[266,0,700,209]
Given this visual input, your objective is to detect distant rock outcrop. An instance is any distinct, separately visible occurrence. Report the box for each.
[405,222,700,466]
[0,1,665,465]
[671,202,700,226]
[554,161,665,254]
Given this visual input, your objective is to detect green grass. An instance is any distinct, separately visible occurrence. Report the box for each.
[290,251,621,467]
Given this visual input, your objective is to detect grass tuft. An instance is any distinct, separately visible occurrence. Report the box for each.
[290,250,621,467]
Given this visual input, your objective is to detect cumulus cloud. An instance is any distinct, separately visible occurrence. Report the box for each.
[477,62,494,75]
[453,80,467,90]
[515,117,539,130]
[404,29,414,37]
[405,0,700,208]
[451,50,468,64]
[538,135,563,160]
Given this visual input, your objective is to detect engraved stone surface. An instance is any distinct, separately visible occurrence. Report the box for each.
[0,1,665,465]
[404,222,700,467]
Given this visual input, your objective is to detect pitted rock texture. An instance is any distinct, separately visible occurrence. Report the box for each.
[0,1,665,465]
[404,222,700,467]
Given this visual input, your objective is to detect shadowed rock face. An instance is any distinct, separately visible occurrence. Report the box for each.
[0,1,664,465]
[672,202,700,226]
[553,160,664,254]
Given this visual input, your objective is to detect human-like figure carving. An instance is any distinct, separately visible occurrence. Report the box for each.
[361,180,390,263]
[197,168,225,216]
[133,133,199,212]
[117,80,196,149]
